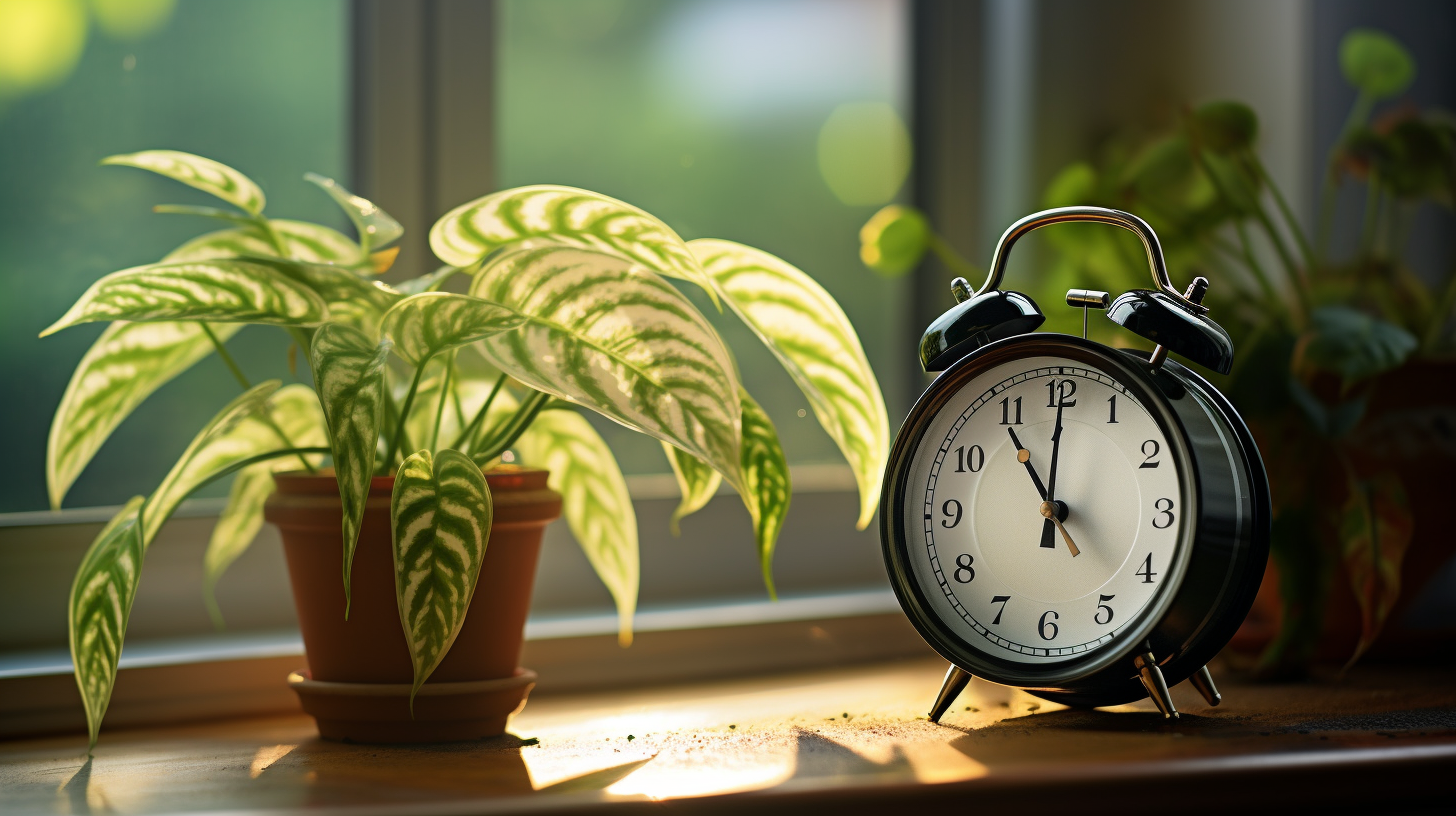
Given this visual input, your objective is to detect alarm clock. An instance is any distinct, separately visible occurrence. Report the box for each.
[881,207,1270,720]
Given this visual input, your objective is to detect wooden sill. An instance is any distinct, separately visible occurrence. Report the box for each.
[2,659,1454,814]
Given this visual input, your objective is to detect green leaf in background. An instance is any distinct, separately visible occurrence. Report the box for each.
[40,260,329,337]
[309,323,392,613]
[394,265,463,296]
[142,381,281,543]
[202,385,328,626]
[1302,305,1418,382]
[1339,471,1413,670]
[380,293,528,367]
[517,408,638,645]
[858,204,929,278]
[738,389,790,597]
[164,221,363,266]
[662,443,720,536]
[305,172,404,254]
[1340,28,1416,100]
[689,239,889,529]
[103,150,267,215]
[390,449,492,702]
[46,321,242,510]
[68,495,145,752]
[430,185,719,303]
[1043,162,1097,209]
[266,259,400,334]
[1191,101,1259,154]
[470,246,743,491]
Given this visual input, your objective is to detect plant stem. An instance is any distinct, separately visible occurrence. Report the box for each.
[192,447,333,494]
[200,323,315,473]
[429,352,455,452]
[385,363,428,467]
[473,389,552,466]
[1234,219,1291,328]
[1359,174,1382,259]
[1249,153,1316,275]
[1316,91,1374,263]
[1423,265,1456,352]
[926,232,983,281]
[451,373,507,453]
[253,215,290,258]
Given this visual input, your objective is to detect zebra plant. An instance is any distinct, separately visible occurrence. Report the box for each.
[44,150,890,749]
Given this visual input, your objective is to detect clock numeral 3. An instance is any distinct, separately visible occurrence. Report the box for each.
[1152,497,1175,528]
[953,553,975,583]
[954,445,984,473]
[1094,594,1115,625]
[941,499,963,528]
[1038,610,1060,641]
[1136,553,1158,584]
[1140,439,1161,468]
[990,595,1011,625]
[1045,378,1077,408]
[999,396,1023,425]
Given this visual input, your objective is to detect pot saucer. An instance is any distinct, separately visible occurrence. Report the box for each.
[288,667,537,743]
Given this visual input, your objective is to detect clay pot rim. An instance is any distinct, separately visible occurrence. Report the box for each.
[288,667,536,696]
[272,465,552,496]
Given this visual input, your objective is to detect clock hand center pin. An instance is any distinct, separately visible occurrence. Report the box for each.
[1039,500,1081,557]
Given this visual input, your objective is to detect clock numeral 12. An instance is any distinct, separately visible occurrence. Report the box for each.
[1045,378,1077,407]
[999,396,1022,425]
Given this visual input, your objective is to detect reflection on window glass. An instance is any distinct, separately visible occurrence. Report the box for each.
[0,0,348,512]
[497,0,912,475]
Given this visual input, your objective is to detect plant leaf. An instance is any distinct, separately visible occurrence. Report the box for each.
[858,205,929,278]
[103,150,266,215]
[390,449,492,703]
[1339,471,1414,670]
[202,384,327,625]
[41,260,329,337]
[517,408,638,645]
[153,204,260,229]
[662,443,721,536]
[164,221,363,266]
[1341,28,1416,100]
[430,184,719,303]
[738,389,790,597]
[380,292,528,367]
[310,323,392,613]
[1303,305,1418,383]
[264,258,400,335]
[69,495,145,752]
[46,321,242,510]
[395,265,463,295]
[305,172,404,254]
[689,239,889,529]
[469,246,743,490]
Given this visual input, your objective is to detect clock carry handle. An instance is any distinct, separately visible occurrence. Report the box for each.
[976,206,1208,315]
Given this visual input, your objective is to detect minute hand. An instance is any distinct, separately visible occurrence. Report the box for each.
[1040,399,1066,549]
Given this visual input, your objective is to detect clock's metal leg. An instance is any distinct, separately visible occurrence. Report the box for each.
[1188,664,1221,707]
[1133,651,1179,719]
[928,664,973,723]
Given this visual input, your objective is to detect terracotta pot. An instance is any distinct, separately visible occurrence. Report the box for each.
[265,467,562,742]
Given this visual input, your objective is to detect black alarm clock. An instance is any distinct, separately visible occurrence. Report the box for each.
[881,207,1270,720]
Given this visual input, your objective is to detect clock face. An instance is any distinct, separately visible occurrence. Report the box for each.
[901,354,1189,667]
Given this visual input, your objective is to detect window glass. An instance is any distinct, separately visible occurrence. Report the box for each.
[497,0,913,475]
[0,0,349,512]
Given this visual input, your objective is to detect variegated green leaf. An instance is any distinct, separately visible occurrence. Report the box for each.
[390,449,492,702]
[103,150,266,215]
[305,172,403,253]
[663,443,721,536]
[310,323,391,612]
[431,185,719,303]
[381,293,527,367]
[395,265,462,295]
[40,260,330,337]
[46,321,242,509]
[469,246,743,490]
[738,389,790,597]
[143,382,282,543]
[164,221,363,266]
[516,408,638,645]
[690,239,889,529]
[202,385,327,625]
[267,259,400,335]
[69,495,145,752]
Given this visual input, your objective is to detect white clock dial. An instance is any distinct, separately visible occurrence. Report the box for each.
[904,356,1186,665]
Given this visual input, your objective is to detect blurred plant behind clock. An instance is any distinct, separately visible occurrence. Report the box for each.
[861,25,1456,678]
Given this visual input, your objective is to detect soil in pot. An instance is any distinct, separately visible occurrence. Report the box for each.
[265,466,562,742]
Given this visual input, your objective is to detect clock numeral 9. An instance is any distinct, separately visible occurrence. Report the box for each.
[1094,594,1115,625]
[954,445,984,473]
[953,553,975,583]
[1152,497,1175,529]
[1038,610,1060,641]
[1044,378,1077,408]
[941,499,963,528]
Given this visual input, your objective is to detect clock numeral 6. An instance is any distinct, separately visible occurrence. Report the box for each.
[1094,594,1115,625]
[1038,610,1060,641]
[1152,497,1175,528]
[953,553,975,583]
[941,499,963,528]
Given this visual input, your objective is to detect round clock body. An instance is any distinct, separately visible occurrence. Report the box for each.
[881,333,1269,706]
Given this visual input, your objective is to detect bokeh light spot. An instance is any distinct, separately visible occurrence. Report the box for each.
[90,0,177,41]
[816,101,911,207]
[0,0,88,94]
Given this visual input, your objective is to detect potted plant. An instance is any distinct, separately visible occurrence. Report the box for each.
[860,28,1455,678]
[45,151,889,747]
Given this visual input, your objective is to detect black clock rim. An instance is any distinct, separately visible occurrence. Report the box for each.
[880,334,1202,688]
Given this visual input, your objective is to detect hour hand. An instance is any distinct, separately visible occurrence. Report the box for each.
[1007,428,1048,500]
